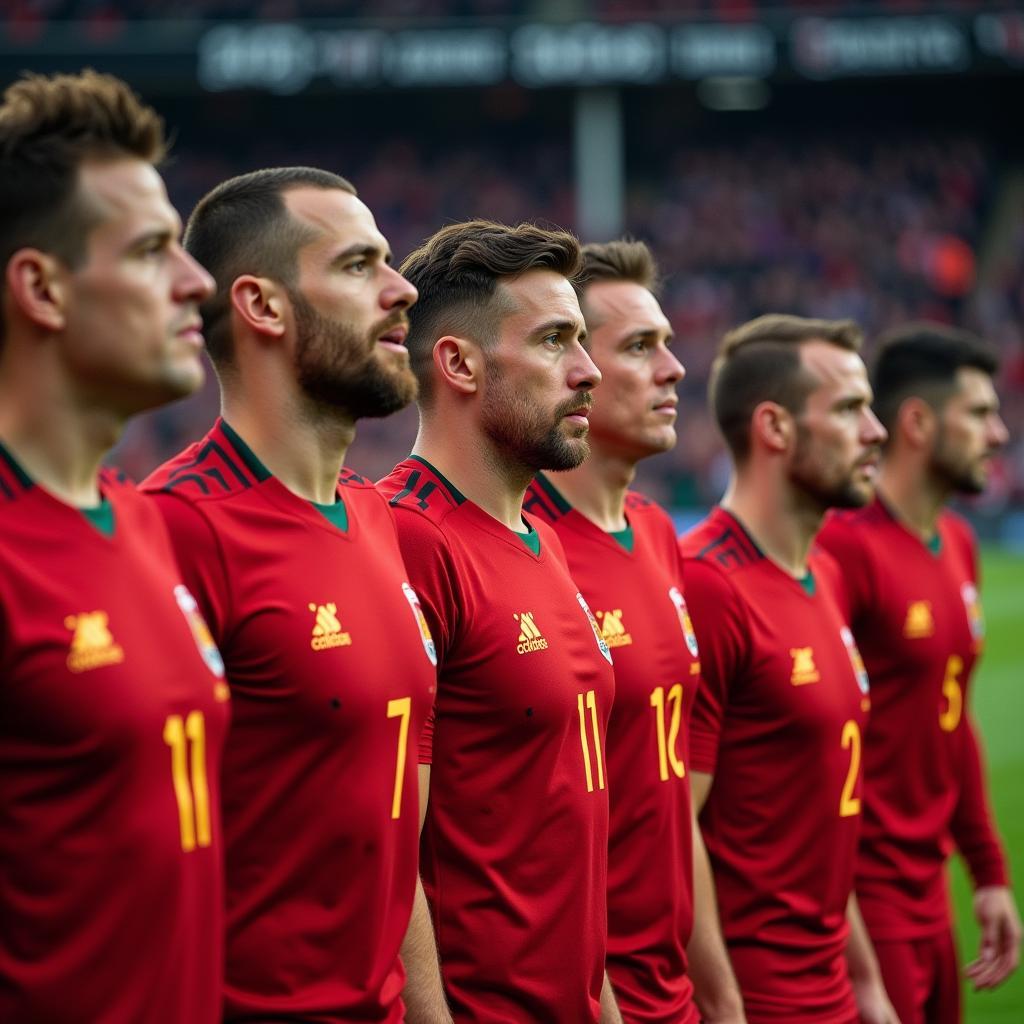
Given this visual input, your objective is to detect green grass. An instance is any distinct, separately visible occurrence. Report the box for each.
[949,548,1024,1022]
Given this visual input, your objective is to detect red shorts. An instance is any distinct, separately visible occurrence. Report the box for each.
[870,930,961,1024]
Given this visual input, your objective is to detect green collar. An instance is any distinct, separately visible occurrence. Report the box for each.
[517,524,541,555]
[80,499,116,537]
[610,524,635,552]
[798,572,816,596]
[311,496,349,532]
[220,420,272,481]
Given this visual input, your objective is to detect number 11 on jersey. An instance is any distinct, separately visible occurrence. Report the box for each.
[577,690,606,792]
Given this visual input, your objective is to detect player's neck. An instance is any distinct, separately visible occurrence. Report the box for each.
[546,447,635,532]
[412,419,532,532]
[0,378,118,506]
[723,471,823,577]
[220,388,355,505]
[877,456,946,540]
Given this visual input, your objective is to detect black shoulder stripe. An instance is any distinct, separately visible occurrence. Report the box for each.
[162,473,211,496]
[389,469,422,507]
[696,528,758,570]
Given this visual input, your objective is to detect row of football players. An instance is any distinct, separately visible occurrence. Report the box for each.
[0,70,1018,1024]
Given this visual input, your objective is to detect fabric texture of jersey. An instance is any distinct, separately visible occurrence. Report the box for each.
[379,457,616,1024]
[679,506,869,1024]
[0,453,228,1024]
[525,476,700,1024]
[818,500,1008,941]
[142,420,437,1022]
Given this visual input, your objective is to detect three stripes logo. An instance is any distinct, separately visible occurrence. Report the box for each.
[595,609,633,648]
[64,610,125,673]
[515,611,549,655]
[789,646,821,686]
[903,600,935,639]
[308,602,352,651]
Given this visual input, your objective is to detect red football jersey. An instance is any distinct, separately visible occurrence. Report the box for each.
[379,457,616,1024]
[818,500,1008,940]
[142,420,437,1022]
[679,507,870,1024]
[0,449,228,1023]
[525,476,700,1024]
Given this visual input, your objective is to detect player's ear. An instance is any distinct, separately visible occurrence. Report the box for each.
[230,275,287,341]
[5,248,67,333]
[751,400,792,455]
[896,395,936,450]
[433,335,480,397]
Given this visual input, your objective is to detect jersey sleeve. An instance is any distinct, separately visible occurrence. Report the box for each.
[681,558,750,775]
[147,491,234,646]
[388,506,463,765]
[816,516,873,625]
[950,710,1010,888]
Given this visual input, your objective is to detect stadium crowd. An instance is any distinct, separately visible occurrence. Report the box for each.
[114,131,1024,516]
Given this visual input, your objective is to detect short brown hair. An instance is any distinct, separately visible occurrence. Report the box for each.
[871,322,999,434]
[184,166,356,369]
[580,238,658,293]
[399,219,582,405]
[0,69,166,340]
[710,313,863,461]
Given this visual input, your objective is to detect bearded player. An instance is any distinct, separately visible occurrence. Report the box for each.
[524,239,744,1023]
[818,323,1020,1024]
[0,71,227,1021]
[378,220,621,1023]
[141,168,438,1021]
[679,315,897,1023]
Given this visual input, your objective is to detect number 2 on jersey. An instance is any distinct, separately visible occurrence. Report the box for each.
[650,684,686,781]
[839,719,862,818]
[164,711,211,852]
[577,690,606,792]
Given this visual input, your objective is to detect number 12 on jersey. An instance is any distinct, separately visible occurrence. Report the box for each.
[650,684,686,781]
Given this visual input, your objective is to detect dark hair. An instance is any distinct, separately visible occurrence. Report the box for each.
[184,166,356,368]
[871,322,999,434]
[710,313,863,461]
[580,238,658,293]
[399,219,582,404]
[0,69,166,340]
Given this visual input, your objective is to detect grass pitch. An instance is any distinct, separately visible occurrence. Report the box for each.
[949,548,1024,1022]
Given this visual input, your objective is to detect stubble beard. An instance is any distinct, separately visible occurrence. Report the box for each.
[789,423,874,510]
[291,290,417,420]
[482,361,591,473]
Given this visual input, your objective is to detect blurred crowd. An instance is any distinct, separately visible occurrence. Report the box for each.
[113,130,1024,518]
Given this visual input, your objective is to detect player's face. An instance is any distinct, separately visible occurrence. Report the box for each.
[581,280,684,462]
[60,158,214,415]
[788,341,887,509]
[285,187,418,419]
[930,367,1008,494]
[480,270,601,472]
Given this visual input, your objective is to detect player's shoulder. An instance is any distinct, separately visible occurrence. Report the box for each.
[378,457,465,528]
[679,507,761,577]
[139,422,262,504]
[0,443,35,510]
[625,488,676,533]
[523,473,570,526]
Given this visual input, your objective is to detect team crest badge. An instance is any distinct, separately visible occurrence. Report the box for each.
[174,585,225,679]
[402,582,437,667]
[960,582,984,647]
[668,586,700,657]
[576,592,613,665]
[840,626,870,695]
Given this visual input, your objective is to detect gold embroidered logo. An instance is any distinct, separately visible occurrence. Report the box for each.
[515,611,548,655]
[903,600,934,639]
[595,609,633,648]
[789,646,821,686]
[64,611,125,673]
[308,602,352,651]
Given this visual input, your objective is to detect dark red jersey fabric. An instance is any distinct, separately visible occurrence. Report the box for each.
[680,507,869,1023]
[379,457,615,1024]
[143,420,437,1022]
[526,476,700,1024]
[0,452,228,1023]
[819,499,1008,940]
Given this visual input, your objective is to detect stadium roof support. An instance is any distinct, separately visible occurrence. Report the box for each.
[574,87,624,243]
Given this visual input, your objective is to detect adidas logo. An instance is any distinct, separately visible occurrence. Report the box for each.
[65,610,125,673]
[789,646,820,686]
[903,600,934,639]
[515,611,549,655]
[308,602,352,651]
[595,609,633,648]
